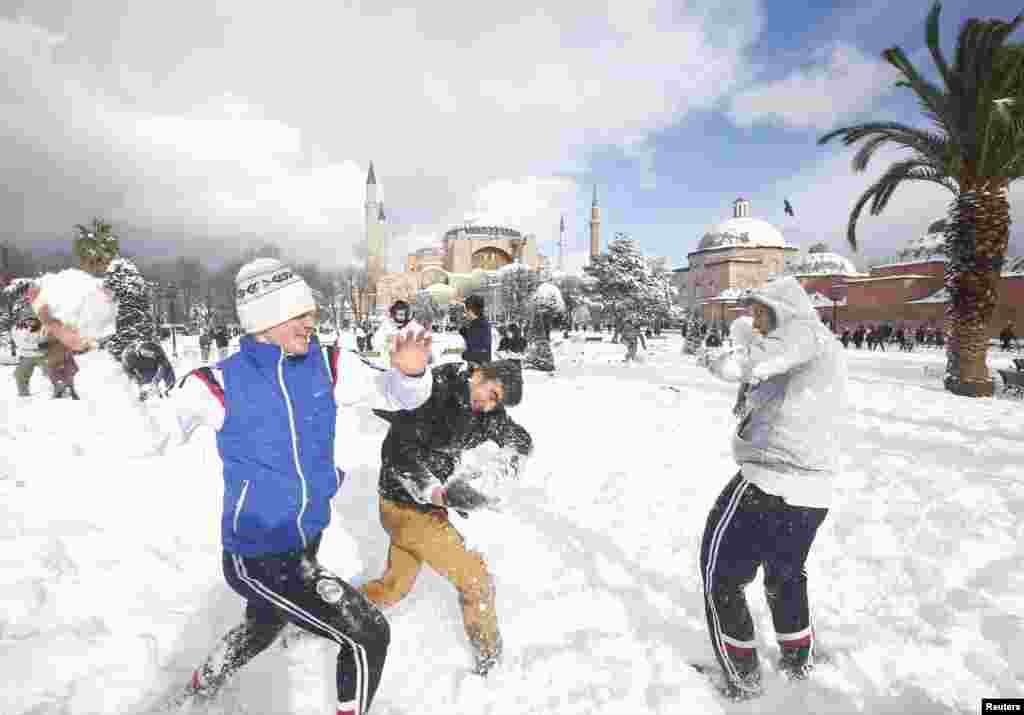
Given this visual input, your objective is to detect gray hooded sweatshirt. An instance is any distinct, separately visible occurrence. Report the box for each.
[707,276,848,508]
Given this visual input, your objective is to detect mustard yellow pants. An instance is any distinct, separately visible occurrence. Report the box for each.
[361,497,500,660]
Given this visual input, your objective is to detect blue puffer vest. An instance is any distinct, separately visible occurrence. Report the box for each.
[217,335,338,557]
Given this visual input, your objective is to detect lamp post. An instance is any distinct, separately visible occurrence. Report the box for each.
[830,280,845,332]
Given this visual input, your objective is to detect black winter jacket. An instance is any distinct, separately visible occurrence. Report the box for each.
[460,318,492,364]
[374,363,532,509]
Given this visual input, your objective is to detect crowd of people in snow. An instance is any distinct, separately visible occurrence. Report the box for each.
[16,252,855,707]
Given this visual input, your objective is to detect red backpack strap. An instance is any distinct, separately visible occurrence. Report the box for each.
[191,366,225,407]
[323,342,341,387]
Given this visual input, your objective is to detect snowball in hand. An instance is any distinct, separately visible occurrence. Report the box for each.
[35,269,117,341]
[730,315,757,347]
[444,479,494,512]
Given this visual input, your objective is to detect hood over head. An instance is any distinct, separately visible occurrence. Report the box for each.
[740,276,818,331]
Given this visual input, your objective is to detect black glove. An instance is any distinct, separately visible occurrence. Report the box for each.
[444,479,497,512]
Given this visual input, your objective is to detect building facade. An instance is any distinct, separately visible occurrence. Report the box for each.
[684,198,798,321]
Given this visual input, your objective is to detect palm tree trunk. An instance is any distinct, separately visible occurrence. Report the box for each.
[943,187,1011,397]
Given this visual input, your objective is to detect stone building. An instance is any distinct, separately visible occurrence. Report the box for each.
[683,198,798,322]
[793,221,1024,335]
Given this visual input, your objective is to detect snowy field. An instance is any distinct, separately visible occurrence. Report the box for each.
[2,333,1024,714]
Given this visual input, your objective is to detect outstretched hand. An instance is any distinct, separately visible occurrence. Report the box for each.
[391,321,433,377]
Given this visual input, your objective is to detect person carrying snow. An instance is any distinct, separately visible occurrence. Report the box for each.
[360,359,532,677]
[699,276,848,699]
[154,259,434,715]
[372,300,413,368]
[11,313,48,396]
[620,320,646,361]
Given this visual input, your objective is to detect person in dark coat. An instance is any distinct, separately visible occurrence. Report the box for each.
[460,295,492,366]
[1000,322,1017,351]
[213,325,230,360]
[852,325,865,349]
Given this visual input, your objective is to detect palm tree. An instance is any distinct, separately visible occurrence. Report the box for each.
[819,3,1024,396]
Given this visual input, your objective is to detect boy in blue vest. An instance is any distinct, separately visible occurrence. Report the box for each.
[154,258,435,715]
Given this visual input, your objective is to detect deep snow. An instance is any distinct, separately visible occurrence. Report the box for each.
[1,332,1023,714]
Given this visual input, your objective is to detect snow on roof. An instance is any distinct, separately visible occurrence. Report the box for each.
[806,291,846,307]
[786,250,860,277]
[697,216,788,251]
[907,287,950,304]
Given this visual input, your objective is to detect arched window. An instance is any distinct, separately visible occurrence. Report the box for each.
[471,247,513,271]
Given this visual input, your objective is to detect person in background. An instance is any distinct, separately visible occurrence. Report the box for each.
[199,330,212,362]
[12,313,49,397]
[213,325,230,360]
[1000,322,1016,351]
[373,300,412,368]
[699,277,848,700]
[620,320,646,361]
[460,295,492,366]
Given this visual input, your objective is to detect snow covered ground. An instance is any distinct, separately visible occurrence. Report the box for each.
[2,333,1023,714]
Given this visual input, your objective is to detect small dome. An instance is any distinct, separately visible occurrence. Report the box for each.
[896,223,947,263]
[423,283,455,303]
[787,250,858,276]
[698,217,787,251]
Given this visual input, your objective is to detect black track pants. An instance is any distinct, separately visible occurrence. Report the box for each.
[191,536,390,715]
[699,473,827,681]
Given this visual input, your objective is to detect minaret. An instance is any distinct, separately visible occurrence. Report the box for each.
[589,184,601,259]
[558,214,565,271]
[364,161,383,313]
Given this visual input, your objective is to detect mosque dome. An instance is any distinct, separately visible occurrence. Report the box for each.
[786,245,859,276]
[895,221,947,263]
[697,198,787,251]
[422,282,456,304]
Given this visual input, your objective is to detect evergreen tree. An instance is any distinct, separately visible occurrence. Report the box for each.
[103,258,157,360]
[583,233,663,333]
[73,219,120,275]
[412,291,445,326]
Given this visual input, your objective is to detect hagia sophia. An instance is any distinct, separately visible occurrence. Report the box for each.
[361,163,600,314]
[360,163,1023,335]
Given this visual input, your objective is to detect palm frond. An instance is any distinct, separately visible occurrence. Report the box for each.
[926,3,960,96]
[883,46,956,136]
[844,162,958,250]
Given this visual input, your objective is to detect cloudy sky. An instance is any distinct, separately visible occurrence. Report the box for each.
[3,0,1024,272]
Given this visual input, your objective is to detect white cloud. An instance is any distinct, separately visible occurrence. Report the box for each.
[728,42,897,131]
[0,2,762,265]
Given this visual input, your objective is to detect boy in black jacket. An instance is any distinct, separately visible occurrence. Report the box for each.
[362,360,532,676]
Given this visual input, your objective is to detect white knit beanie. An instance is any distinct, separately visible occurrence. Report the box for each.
[235,258,316,334]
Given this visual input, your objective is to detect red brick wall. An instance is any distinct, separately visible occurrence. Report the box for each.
[871,260,944,279]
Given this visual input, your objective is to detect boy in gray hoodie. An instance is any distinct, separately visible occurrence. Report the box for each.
[700,276,848,699]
